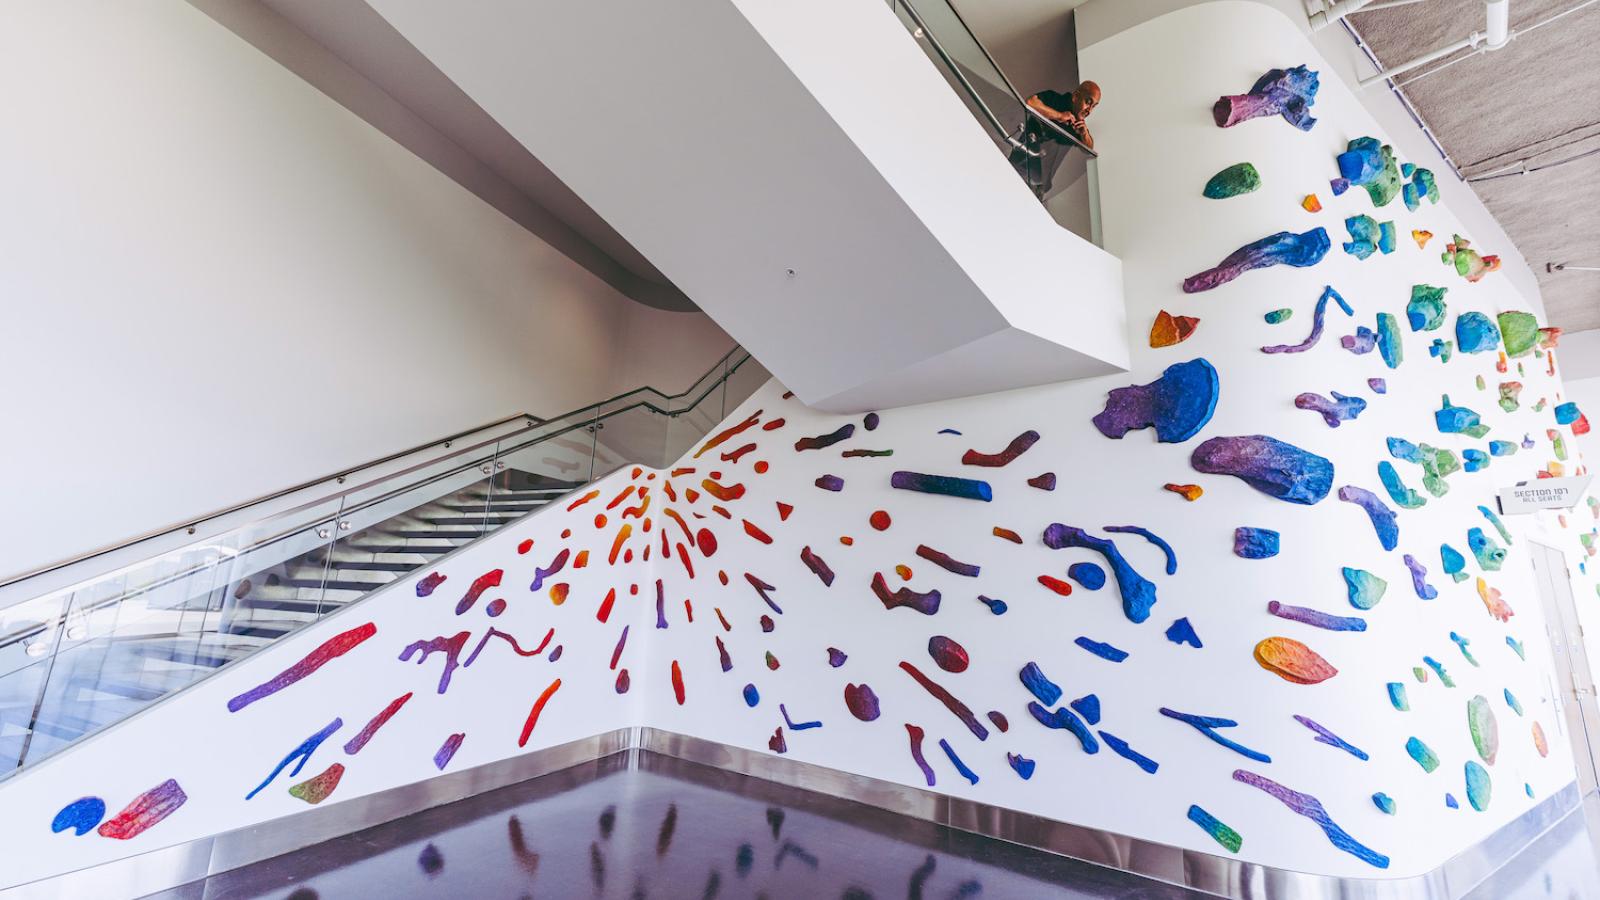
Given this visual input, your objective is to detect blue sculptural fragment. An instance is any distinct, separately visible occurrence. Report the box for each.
[1092,358,1219,443]
[1191,435,1334,505]
[1042,525,1157,623]
[1213,65,1319,131]
[1436,395,1490,438]
[1182,229,1330,294]
[1377,461,1426,509]
[1406,285,1447,332]
[1234,527,1280,559]
[1338,485,1399,551]
[1455,312,1501,354]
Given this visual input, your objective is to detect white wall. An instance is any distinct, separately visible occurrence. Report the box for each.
[0,2,727,582]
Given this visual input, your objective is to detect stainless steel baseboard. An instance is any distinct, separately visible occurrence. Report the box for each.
[5,727,1580,900]
[637,728,1583,900]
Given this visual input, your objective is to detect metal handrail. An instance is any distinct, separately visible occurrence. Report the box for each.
[0,346,747,590]
[890,0,1097,160]
[0,348,756,654]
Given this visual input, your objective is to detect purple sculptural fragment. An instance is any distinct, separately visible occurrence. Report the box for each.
[1190,436,1334,505]
[1043,525,1158,623]
[1213,65,1320,131]
[1183,229,1330,294]
[1295,391,1367,427]
[1337,486,1399,551]
[1262,285,1352,355]
[1092,358,1219,443]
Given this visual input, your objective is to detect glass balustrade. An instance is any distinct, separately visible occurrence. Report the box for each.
[887,0,1100,243]
[0,346,761,776]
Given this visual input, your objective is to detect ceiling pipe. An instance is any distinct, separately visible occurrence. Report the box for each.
[1309,0,1431,30]
[1357,0,1512,88]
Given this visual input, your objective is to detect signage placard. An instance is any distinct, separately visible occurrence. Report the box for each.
[1496,474,1594,514]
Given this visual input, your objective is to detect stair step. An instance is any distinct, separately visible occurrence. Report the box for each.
[380,530,486,540]
[234,597,334,614]
[339,545,455,556]
[130,644,242,669]
[219,624,294,640]
[276,578,390,592]
[67,677,165,703]
[308,559,422,572]
[418,514,527,525]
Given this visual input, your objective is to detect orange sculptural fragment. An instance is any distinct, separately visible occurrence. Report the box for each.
[1254,636,1337,684]
[1301,194,1321,212]
[1475,577,1514,622]
[1163,483,1204,501]
[1150,310,1200,348]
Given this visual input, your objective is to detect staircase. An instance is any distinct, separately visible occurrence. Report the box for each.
[0,346,764,776]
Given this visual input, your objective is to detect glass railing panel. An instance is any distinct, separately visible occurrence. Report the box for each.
[480,406,602,543]
[594,395,672,472]
[0,590,72,771]
[665,358,729,465]
[0,345,756,778]
[18,501,345,770]
[887,0,1098,239]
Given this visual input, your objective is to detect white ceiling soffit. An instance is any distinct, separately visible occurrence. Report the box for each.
[1347,0,1600,333]
[193,0,695,311]
[367,0,1127,413]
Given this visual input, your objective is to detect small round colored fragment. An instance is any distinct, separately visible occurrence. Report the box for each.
[927,635,969,673]
[839,536,854,546]
[696,528,718,556]
[1533,721,1548,757]
[485,598,506,617]
[754,460,769,473]
[742,684,760,707]
[594,513,607,528]
[561,528,571,539]
[1372,793,1396,815]
[869,510,891,531]
[760,615,775,633]
[1068,562,1106,591]
[516,539,533,554]
[1253,636,1337,684]
[827,647,847,667]
[895,564,912,580]
[1302,193,1322,212]
[864,412,881,430]
[549,584,568,605]
[844,683,881,721]
[615,669,630,693]
[1264,308,1293,324]
[765,652,779,670]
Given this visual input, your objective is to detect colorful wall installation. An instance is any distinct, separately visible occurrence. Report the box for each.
[1,3,1594,892]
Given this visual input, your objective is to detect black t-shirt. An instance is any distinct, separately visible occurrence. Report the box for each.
[1033,90,1074,113]
[1027,90,1085,145]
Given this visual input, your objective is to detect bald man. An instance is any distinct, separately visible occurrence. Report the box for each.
[1010,80,1100,197]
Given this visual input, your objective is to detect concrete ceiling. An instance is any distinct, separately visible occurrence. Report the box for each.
[197,0,694,310]
[1347,0,1600,332]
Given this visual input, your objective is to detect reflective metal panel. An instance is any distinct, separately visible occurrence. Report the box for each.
[7,727,1580,900]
